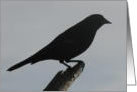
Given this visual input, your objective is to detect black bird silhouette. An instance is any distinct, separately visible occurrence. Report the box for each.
[7,14,111,71]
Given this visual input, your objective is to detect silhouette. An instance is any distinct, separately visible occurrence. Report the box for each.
[7,14,111,71]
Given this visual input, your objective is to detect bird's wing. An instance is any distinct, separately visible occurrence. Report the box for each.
[28,35,75,63]
[62,39,74,44]
[28,28,77,63]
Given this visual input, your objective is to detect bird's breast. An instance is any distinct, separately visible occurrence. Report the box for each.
[62,31,96,59]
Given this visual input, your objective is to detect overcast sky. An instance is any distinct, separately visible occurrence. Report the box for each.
[1,1,127,91]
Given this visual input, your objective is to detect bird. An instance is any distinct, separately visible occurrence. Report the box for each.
[7,14,111,71]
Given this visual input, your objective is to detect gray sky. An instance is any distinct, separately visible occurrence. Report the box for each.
[1,1,127,91]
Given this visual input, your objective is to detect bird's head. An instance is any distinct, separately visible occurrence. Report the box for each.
[86,14,111,27]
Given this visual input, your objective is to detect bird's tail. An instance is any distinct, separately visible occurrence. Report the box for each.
[7,58,30,72]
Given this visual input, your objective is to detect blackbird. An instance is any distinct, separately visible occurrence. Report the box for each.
[7,14,111,71]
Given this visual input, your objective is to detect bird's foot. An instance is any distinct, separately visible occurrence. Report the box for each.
[59,60,72,69]
[67,66,72,70]
[66,60,85,71]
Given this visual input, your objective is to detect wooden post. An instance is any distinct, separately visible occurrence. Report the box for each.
[43,61,85,91]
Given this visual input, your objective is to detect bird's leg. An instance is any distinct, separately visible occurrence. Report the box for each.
[59,60,71,69]
[65,60,85,71]
[65,60,84,69]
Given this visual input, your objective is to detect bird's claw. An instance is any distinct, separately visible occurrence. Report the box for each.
[67,66,72,70]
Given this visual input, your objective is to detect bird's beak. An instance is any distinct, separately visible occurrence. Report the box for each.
[105,19,111,24]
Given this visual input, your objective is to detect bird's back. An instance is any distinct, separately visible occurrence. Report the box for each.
[30,18,97,64]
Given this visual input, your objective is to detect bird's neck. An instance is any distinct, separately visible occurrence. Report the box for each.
[84,21,102,34]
